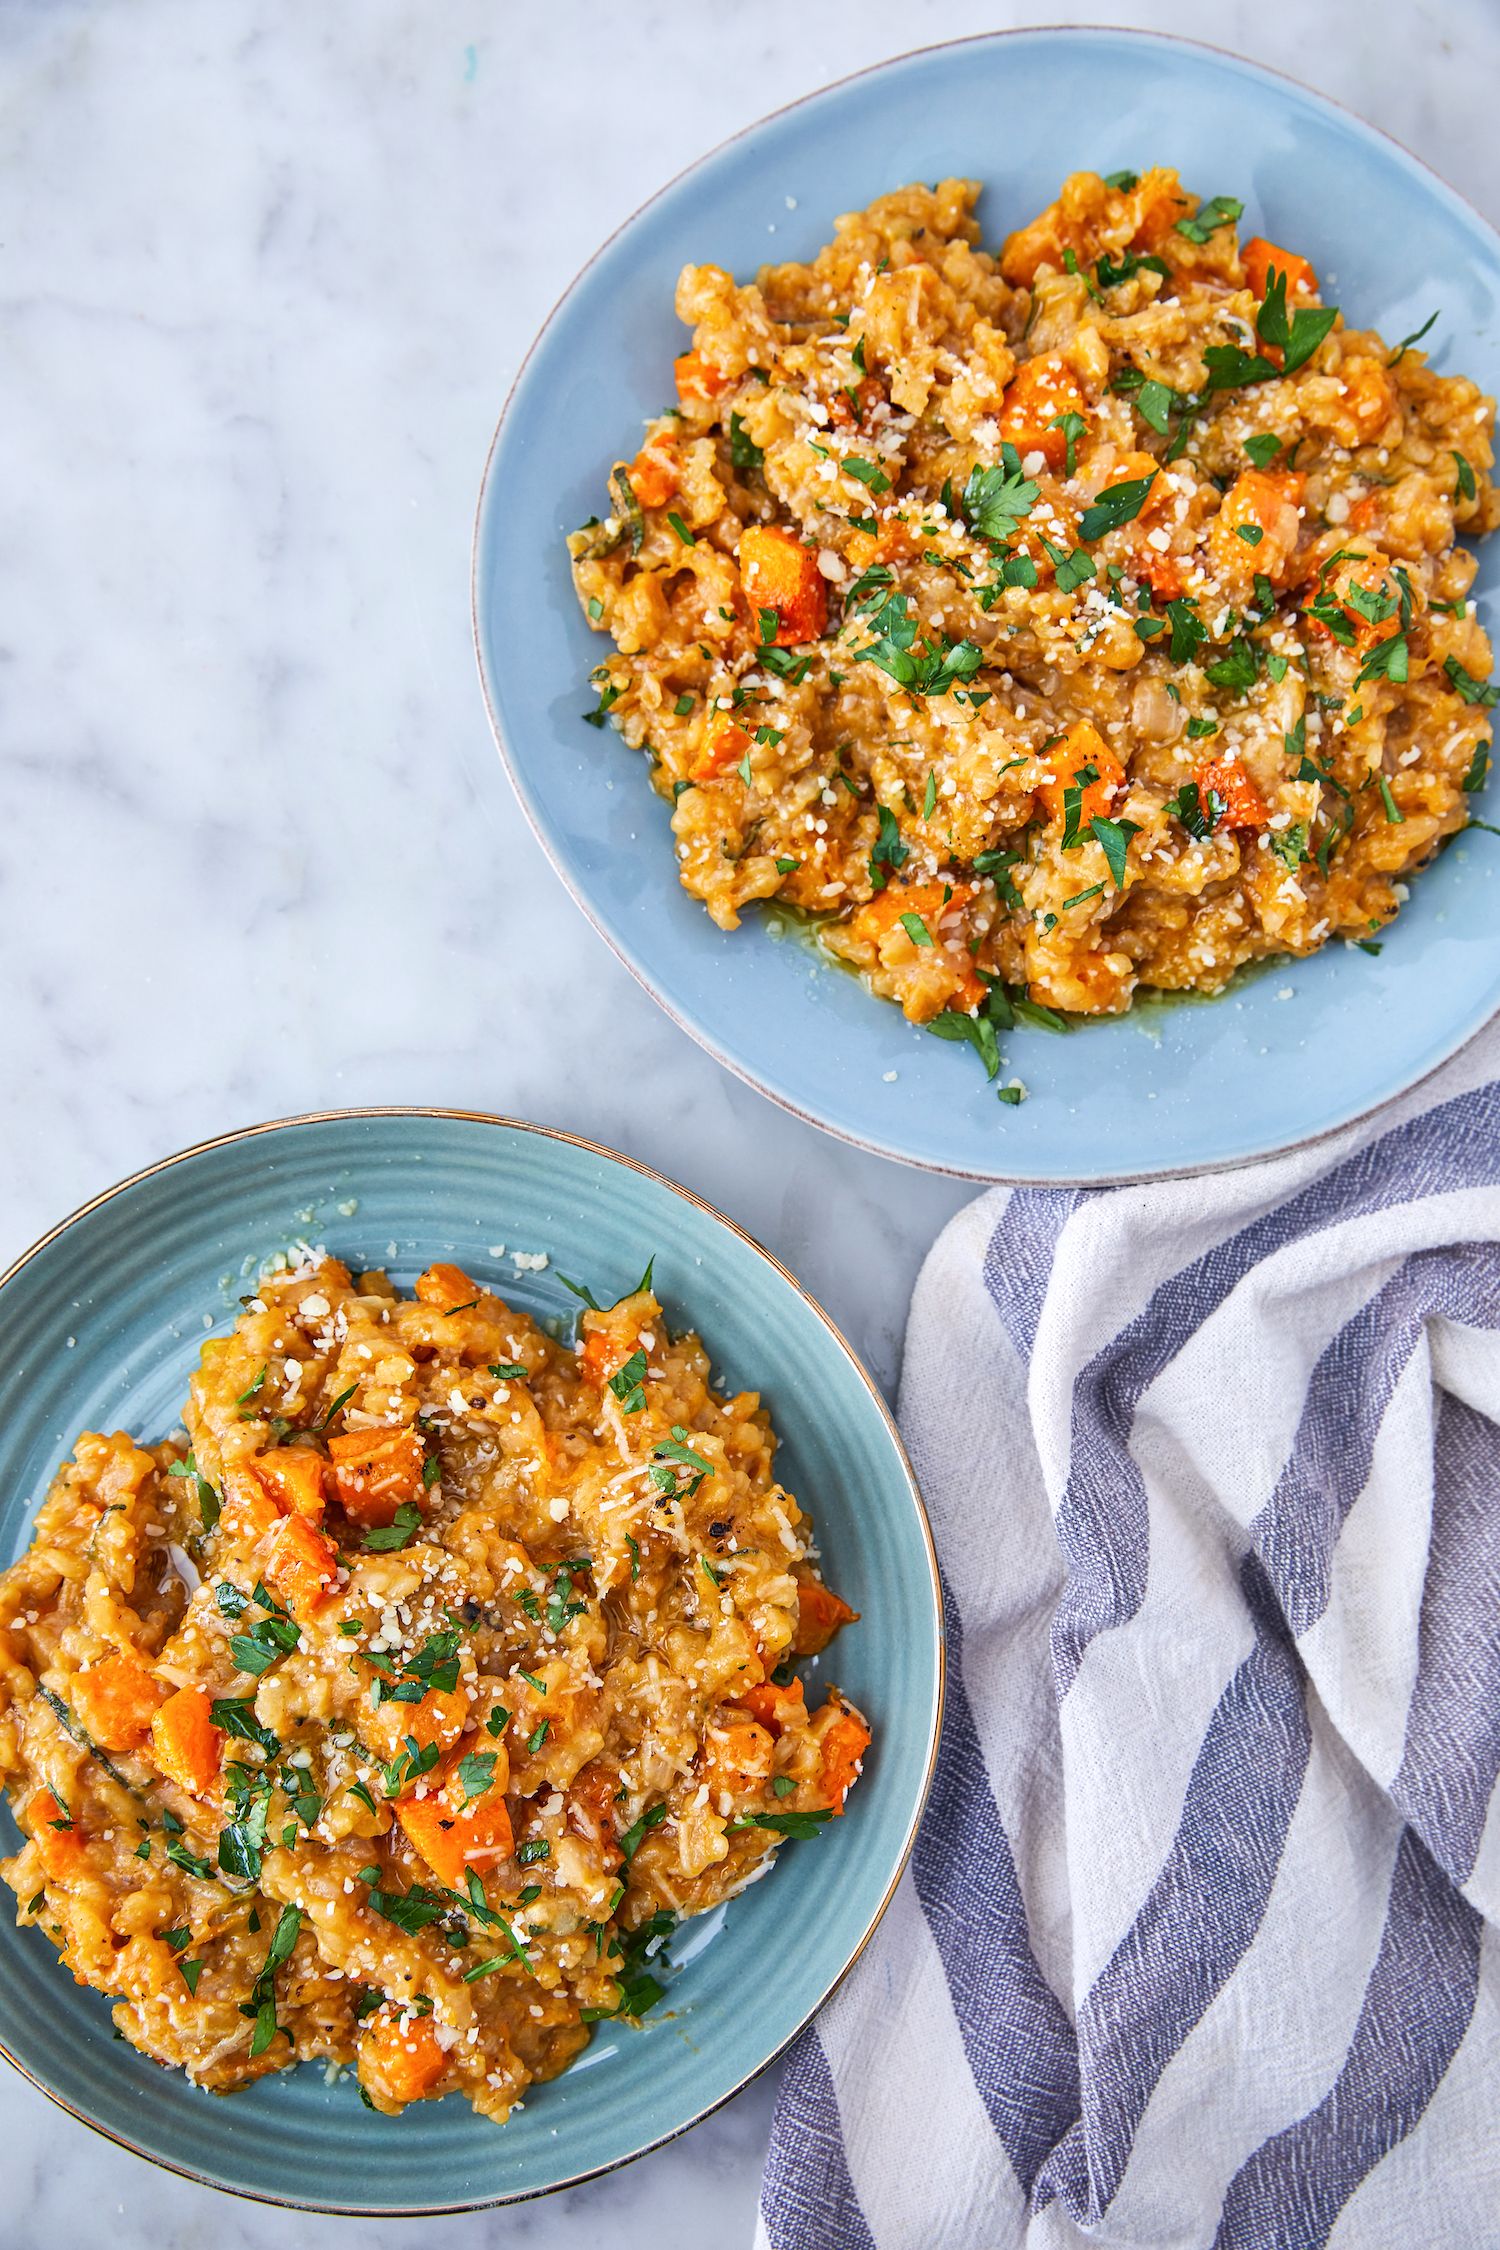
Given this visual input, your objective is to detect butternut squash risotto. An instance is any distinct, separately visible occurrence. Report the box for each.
[569,168,1499,1086]
[0,1252,867,2117]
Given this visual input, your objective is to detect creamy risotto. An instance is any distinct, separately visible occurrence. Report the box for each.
[569,168,1498,1088]
[0,1253,867,2117]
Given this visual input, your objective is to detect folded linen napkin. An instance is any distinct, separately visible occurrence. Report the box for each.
[758,1019,1500,2250]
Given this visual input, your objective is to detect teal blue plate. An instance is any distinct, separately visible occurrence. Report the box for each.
[0,1111,941,2211]
[473,27,1500,1183]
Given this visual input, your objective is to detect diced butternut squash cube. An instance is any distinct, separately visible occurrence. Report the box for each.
[27,1787,86,1877]
[395,1747,514,1889]
[998,356,1089,471]
[740,1677,806,1735]
[691,712,753,784]
[327,1426,425,1530]
[738,525,827,645]
[1198,756,1268,830]
[414,1262,478,1310]
[150,1686,223,1799]
[674,350,729,404]
[1209,468,1305,586]
[249,1446,328,1521]
[358,2008,449,2110]
[364,1682,469,1768]
[1131,541,1184,603]
[1241,237,1317,300]
[791,1580,860,1657]
[263,1513,340,1621]
[1037,719,1127,827]
[817,1701,871,1814]
[702,1715,775,1799]
[628,444,678,510]
[73,1651,166,1753]
[860,879,985,1009]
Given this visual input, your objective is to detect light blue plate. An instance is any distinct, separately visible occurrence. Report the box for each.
[0,1111,940,2211]
[474,28,1500,1182]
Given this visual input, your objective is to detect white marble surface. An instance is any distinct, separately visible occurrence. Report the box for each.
[0,1,1496,2242]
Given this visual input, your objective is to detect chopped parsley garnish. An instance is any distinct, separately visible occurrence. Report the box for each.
[1452,451,1477,503]
[1048,411,1087,477]
[729,411,764,471]
[166,1451,222,1533]
[209,1698,279,1754]
[853,590,983,697]
[1078,471,1157,541]
[362,1501,422,1552]
[1175,192,1243,244]
[898,911,934,947]
[842,454,891,495]
[620,1801,668,1862]
[956,451,1039,541]
[526,1720,550,1755]
[1088,815,1140,888]
[1387,310,1439,366]
[1269,822,1310,869]
[1445,656,1499,708]
[1042,538,1095,594]
[1244,432,1284,469]
[516,1838,551,1866]
[729,1808,834,1840]
[456,1751,498,1807]
[666,511,695,546]
[608,1348,649,1414]
[1166,782,1225,840]
[228,1609,300,1677]
[1134,379,1177,435]
[1203,637,1260,695]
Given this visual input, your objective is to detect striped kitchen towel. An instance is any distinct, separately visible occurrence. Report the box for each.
[759,1018,1500,2250]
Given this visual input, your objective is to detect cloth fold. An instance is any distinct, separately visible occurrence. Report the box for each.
[759,1021,1500,2250]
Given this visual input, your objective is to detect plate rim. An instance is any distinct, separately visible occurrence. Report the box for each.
[470,21,1500,1188]
[0,1104,945,2213]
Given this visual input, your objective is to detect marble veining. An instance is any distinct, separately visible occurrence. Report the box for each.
[0,1,1495,2242]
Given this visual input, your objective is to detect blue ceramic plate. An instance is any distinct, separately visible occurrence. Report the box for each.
[0,1111,940,2211]
[474,28,1500,1182]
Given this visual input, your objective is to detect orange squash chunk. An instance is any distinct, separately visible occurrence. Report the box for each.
[359,2008,448,2109]
[28,1787,86,1878]
[702,1715,775,1798]
[1198,756,1268,830]
[365,1681,469,1768]
[250,1446,328,1521]
[414,1262,478,1311]
[73,1651,165,1753]
[1242,237,1317,300]
[628,445,678,510]
[998,356,1088,471]
[150,1685,223,1799]
[1132,542,1183,603]
[327,1426,425,1530]
[792,1581,860,1657]
[691,712,753,784]
[1037,719,1126,826]
[863,879,984,1008]
[1209,468,1305,585]
[395,1747,514,1890]
[674,350,729,404]
[263,1513,340,1621]
[818,1703,872,1813]
[738,524,827,645]
[740,1677,806,1736]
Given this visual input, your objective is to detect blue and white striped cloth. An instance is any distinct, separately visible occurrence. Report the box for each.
[759,1021,1500,2250]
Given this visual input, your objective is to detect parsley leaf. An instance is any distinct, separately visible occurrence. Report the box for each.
[1078,472,1158,541]
[958,455,1039,541]
[1088,815,1140,888]
[362,1501,422,1552]
[728,412,763,471]
[1175,192,1243,244]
